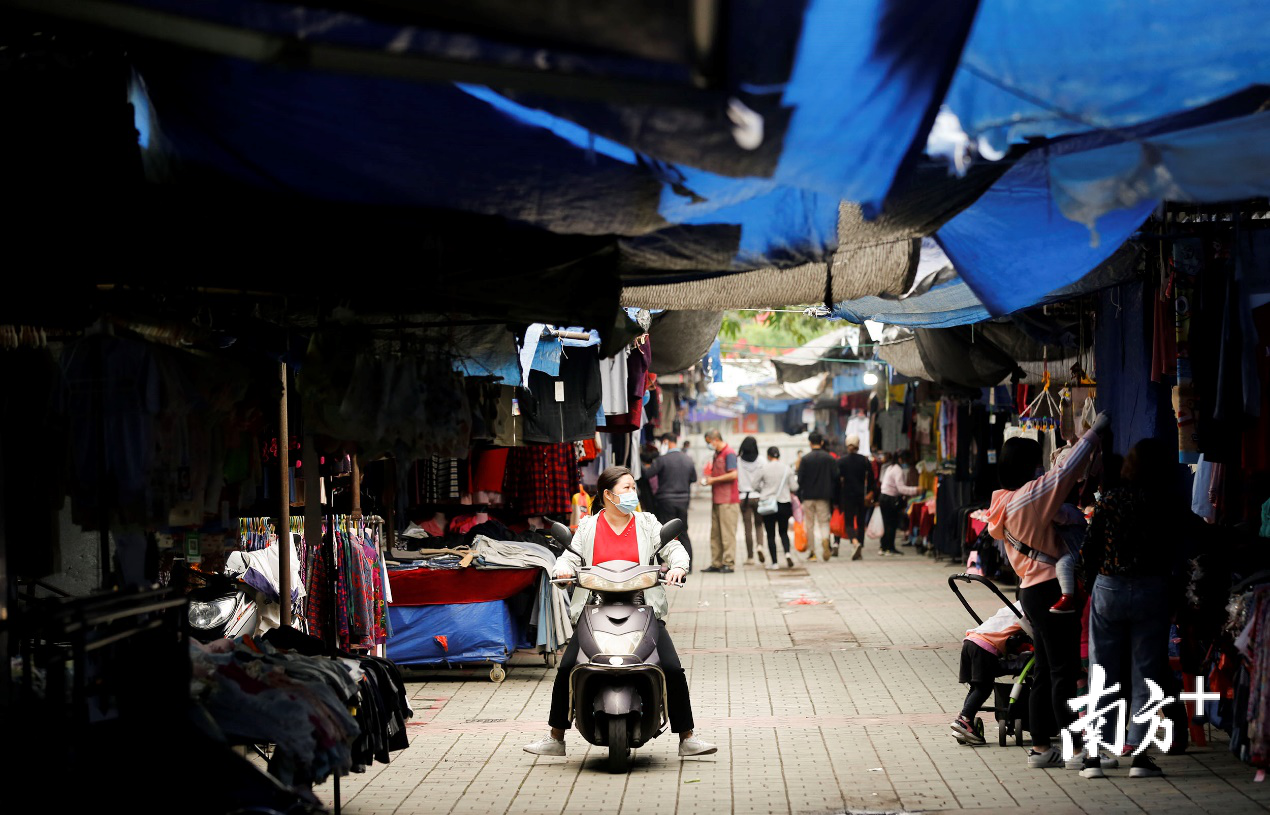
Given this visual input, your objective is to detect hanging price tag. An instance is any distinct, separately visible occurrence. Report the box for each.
[555,381,565,402]
[989,413,997,424]
[511,398,520,416]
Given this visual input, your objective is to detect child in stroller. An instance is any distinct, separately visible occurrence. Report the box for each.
[951,606,1034,745]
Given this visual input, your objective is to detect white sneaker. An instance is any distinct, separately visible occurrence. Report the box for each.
[679,736,718,757]
[1027,747,1064,769]
[523,736,566,756]
[765,563,781,571]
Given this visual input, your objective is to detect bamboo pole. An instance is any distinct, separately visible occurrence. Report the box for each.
[351,454,362,522]
[279,361,291,628]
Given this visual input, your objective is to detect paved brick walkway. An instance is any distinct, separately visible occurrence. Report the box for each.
[313,504,1270,814]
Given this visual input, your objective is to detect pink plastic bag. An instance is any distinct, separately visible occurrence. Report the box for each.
[791,495,804,523]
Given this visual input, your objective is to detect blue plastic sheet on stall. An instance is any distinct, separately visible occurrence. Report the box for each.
[740,392,809,415]
[704,339,724,383]
[832,371,870,394]
[387,600,530,667]
[118,0,980,276]
[833,240,1141,328]
[935,148,1156,317]
[944,0,1270,153]
[935,88,1270,317]
[1048,108,1270,236]
[834,277,992,328]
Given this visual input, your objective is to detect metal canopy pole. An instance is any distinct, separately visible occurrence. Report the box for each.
[278,362,292,628]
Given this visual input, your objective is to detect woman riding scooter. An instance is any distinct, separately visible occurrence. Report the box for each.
[524,466,718,759]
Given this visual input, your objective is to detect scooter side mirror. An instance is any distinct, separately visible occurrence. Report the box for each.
[657,519,684,548]
[550,521,584,559]
[650,519,686,568]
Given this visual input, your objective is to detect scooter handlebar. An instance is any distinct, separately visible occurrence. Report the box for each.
[548,576,687,587]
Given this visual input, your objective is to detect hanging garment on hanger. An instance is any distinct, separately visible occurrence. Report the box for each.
[600,348,630,415]
[845,412,871,455]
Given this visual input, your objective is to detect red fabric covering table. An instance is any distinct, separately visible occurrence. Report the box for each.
[388,567,538,606]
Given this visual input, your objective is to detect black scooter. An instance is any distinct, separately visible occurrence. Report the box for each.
[550,518,686,773]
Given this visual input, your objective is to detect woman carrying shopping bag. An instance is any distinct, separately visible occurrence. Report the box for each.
[751,447,799,569]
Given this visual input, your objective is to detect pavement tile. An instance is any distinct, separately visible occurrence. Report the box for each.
[309,503,1264,814]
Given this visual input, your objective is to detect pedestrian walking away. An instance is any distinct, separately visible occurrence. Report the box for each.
[837,434,877,561]
[641,432,697,566]
[751,446,799,569]
[701,429,739,573]
[736,435,766,565]
[796,431,838,562]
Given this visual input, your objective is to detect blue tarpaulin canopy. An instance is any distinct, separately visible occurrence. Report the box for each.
[935,89,1270,317]
[108,0,979,287]
[11,0,1270,329]
[945,0,1270,153]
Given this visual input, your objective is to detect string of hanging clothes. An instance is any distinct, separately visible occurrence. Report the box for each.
[237,514,390,653]
[304,514,391,653]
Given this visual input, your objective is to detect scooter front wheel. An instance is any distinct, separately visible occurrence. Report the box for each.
[606,718,630,774]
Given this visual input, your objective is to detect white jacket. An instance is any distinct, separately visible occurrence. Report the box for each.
[751,460,798,504]
[554,510,690,623]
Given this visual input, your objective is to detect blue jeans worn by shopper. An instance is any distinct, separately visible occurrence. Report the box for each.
[1087,575,1171,747]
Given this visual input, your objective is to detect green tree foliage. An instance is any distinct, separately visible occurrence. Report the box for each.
[718,309,845,358]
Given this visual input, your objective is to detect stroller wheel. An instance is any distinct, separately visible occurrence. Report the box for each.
[998,720,1008,747]
[1014,718,1025,746]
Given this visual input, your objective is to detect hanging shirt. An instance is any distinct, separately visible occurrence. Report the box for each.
[593,510,639,564]
[876,407,905,453]
[845,414,872,455]
[600,349,630,415]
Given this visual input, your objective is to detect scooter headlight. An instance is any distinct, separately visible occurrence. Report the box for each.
[577,571,659,592]
[190,597,236,629]
[592,631,644,655]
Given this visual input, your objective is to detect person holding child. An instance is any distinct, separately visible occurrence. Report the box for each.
[987,411,1120,772]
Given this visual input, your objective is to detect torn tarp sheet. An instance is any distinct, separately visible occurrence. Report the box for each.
[935,146,1155,317]
[1049,108,1270,236]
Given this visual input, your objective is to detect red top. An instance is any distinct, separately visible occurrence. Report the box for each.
[593,510,639,564]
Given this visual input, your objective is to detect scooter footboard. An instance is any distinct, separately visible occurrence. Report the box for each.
[570,665,668,747]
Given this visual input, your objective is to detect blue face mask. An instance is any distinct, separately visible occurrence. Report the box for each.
[609,491,640,515]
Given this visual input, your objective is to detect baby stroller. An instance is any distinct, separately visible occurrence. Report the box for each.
[948,573,1035,747]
